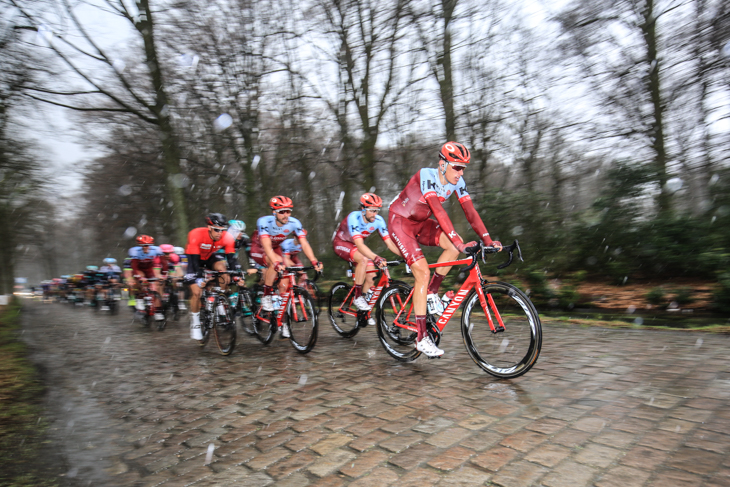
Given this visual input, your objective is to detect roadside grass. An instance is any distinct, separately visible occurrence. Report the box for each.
[541,314,730,333]
[0,300,58,487]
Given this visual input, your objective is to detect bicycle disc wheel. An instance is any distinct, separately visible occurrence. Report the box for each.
[328,282,360,338]
[461,282,542,379]
[238,288,256,335]
[376,282,419,362]
[286,288,318,353]
[212,295,236,356]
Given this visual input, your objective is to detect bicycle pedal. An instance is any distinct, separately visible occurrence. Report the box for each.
[493,325,505,333]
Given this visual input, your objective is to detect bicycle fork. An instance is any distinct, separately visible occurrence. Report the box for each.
[475,285,506,333]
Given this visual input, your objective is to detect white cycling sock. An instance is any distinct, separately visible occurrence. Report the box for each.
[191,312,200,327]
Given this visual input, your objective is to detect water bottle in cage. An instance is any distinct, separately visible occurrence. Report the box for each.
[217,301,226,315]
[206,296,215,312]
[272,295,282,310]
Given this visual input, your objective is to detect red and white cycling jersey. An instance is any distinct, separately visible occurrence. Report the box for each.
[389,168,471,222]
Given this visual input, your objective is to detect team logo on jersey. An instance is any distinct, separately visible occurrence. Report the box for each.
[369,226,374,231]
[284,229,290,233]
[448,231,457,238]
[459,187,467,196]
[426,180,436,190]
[446,190,451,196]
[200,243,211,249]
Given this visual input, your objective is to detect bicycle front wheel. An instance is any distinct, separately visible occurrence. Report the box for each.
[328,282,360,338]
[286,287,318,353]
[212,295,236,356]
[461,282,542,379]
[376,282,419,362]
[237,288,256,336]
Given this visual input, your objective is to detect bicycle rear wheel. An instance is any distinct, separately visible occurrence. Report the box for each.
[376,282,419,362]
[200,308,212,347]
[287,287,318,353]
[212,295,236,356]
[328,282,360,338]
[461,282,542,379]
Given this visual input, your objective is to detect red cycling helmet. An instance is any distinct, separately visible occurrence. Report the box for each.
[360,193,383,208]
[270,196,293,211]
[159,244,174,253]
[439,141,471,165]
[136,235,154,245]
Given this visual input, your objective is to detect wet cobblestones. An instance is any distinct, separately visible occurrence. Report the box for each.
[22,301,730,486]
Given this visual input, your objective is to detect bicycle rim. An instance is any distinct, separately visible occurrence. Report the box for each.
[213,296,236,355]
[461,282,542,378]
[376,283,419,362]
[328,282,360,338]
[287,288,318,353]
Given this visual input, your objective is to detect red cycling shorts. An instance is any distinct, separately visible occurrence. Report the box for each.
[134,266,156,280]
[333,238,375,266]
[249,242,283,267]
[387,213,442,266]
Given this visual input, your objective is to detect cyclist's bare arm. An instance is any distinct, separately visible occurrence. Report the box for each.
[353,238,380,263]
[297,236,323,271]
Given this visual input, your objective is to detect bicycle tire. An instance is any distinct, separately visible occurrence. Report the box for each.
[286,287,318,353]
[212,295,236,355]
[461,282,542,379]
[376,282,420,362]
[328,282,360,338]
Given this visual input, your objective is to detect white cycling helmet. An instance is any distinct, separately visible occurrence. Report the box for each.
[103,257,117,265]
[173,246,185,255]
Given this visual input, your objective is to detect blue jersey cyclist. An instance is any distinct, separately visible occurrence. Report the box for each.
[333,193,402,318]
[249,196,324,332]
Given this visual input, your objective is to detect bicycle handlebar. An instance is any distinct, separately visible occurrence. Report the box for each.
[282,266,322,282]
[462,240,523,272]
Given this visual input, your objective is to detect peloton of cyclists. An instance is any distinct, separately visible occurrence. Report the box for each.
[333,193,402,325]
[249,196,324,338]
[388,142,502,358]
[127,235,169,322]
[184,213,240,341]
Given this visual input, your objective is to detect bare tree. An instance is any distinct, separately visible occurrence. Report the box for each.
[11,0,191,241]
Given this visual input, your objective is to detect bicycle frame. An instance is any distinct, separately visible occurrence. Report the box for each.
[335,266,391,320]
[254,271,312,326]
[390,257,506,335]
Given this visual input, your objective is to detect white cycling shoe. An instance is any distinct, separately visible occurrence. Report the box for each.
[353,296,372,311]
[190,314,203,340]
[416,336,444,358]
[367,316,376,326]
[261,295,274,312]
[155,312,165,321]
[280,323,291,338]
[426,293,445,316]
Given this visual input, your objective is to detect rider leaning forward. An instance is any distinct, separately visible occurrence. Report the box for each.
[249,196,324,337]
[185,213,240,341]
[332,193,402,325]
[388,142,502,358]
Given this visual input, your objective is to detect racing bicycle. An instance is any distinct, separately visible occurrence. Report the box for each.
[376,241,541,379]
[328,260,405,338]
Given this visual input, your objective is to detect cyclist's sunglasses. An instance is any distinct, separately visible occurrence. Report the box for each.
[209,227,226,233]
[275,209,292,214]
[365,208,380,213]
[449,163,466,172]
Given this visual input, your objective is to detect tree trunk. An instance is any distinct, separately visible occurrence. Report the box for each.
[641,0,669,214]
[439,0,457,141]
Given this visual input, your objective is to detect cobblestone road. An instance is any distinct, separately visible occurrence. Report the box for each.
[21,300,730,487]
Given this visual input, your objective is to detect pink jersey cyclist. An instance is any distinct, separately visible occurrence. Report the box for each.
[388,142,501,358]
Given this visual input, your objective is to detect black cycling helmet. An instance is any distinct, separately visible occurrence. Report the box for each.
[205,213,227,227]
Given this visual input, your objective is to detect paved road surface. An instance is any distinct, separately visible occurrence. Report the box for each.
[21,300,730,486]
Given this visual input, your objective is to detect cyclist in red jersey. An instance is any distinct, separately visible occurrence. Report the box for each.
[332,193,402,321]
[249,196,323,336]
[389,142,501,357]
[184,213,239,340]
[128,235,169,321]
